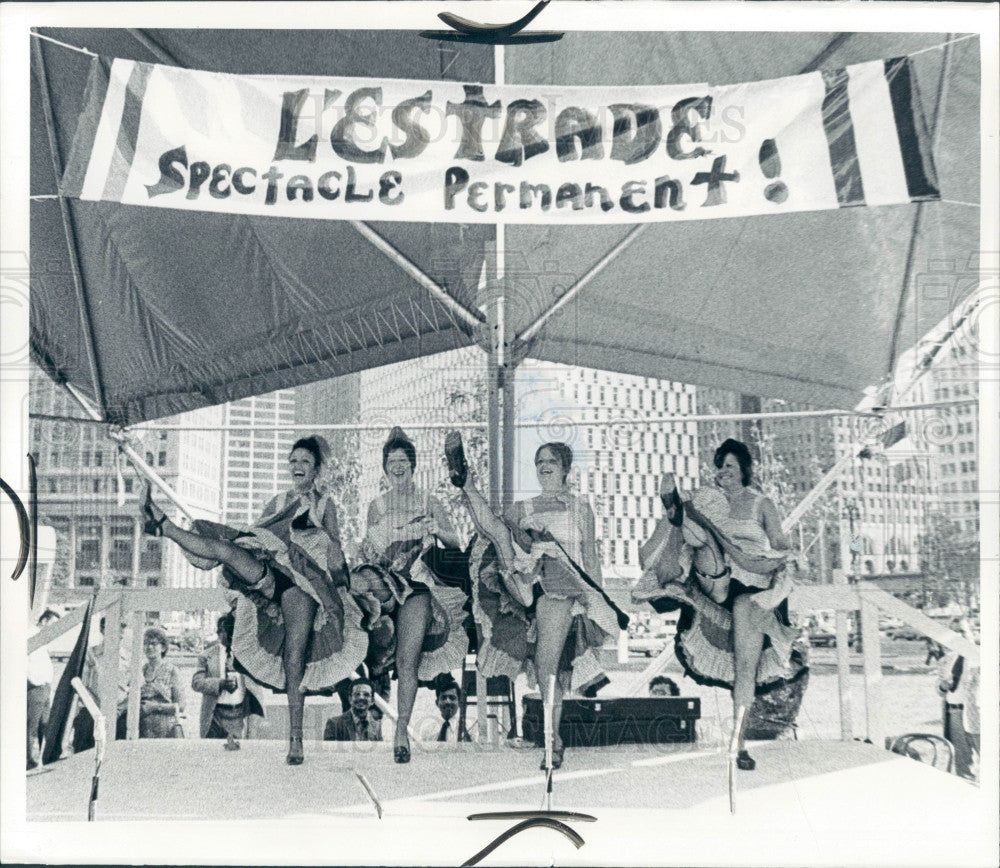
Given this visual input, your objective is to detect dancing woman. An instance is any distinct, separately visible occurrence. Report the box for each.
[356,428,470,764]
[141,436,368,765]
[632,438,799,771]
[446,434,623,770]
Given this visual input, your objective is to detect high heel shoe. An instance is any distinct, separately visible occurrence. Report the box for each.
[659,474,684,527]
[736,749,756,770]
[142,485,166,537]
[444,430,468,488]
[286,734,304,765]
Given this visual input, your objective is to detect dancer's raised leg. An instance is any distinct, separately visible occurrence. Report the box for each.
[392,592,431,763]
[281,586,316,765]
[534,595,574,769]
[142,485,266,583]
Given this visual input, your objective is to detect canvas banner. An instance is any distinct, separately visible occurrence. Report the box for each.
[62,57,938,224]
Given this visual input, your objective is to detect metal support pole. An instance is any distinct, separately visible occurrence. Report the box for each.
[502,361,517,513]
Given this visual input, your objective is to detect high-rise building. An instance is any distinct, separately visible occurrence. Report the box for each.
[516,361,700,582]
[29,365,224,612]
[355,347,485,545]
[220,391,297,524]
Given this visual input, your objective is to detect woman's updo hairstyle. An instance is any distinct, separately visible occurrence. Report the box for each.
[382,426,417,472]
[535,442,573,481]
[290,436,325,469]
[713,438,753,487]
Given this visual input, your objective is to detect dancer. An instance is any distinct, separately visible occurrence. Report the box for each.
[141,436,368,765]
[632,438,799,771]
[446,433,625,770]
[356,427,470,764]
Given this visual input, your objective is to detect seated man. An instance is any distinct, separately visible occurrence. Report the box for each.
[434,675,472,743]
[324,678,380,742]
[649,675,680,697]
[192,614,265,744]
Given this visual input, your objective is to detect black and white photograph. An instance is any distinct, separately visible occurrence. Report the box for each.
[1,2,997,865]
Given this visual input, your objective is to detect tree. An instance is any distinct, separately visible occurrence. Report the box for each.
[918,511,979,609]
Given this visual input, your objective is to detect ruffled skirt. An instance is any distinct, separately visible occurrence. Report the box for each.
[187,517,368,694]
[632,568,803,692]
[352,539,470,684]
[470,536,615,692]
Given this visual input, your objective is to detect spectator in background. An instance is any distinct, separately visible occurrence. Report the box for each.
[924,637,945,666]
[135,627,185,738]
[938,618,978,780]
[26,609,60,769]
[649,676,680,697]
[324,678,380,741]
[192,614,264,744]
[434,675,471,743]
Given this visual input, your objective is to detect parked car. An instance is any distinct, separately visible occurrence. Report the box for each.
[807,624,837,647]
[629,630,671,657]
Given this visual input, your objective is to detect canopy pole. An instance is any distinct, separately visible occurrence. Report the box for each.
[516,224,646,344]
[886,33,954,394]
[32,38,107,418]
[60,382,196,522]
[350,221,485,330]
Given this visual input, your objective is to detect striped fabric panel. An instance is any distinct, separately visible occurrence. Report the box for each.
[883,56,940,202]
[59,56,111,199]
[102,61,153,201]
[820,67,866,207]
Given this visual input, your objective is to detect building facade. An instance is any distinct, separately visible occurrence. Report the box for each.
[29,365,224,615]
[220,392,297,524]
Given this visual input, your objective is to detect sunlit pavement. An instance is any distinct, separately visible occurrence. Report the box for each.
[25,737,989,866]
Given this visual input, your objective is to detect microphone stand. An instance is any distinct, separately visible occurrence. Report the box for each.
[465,675,596,865]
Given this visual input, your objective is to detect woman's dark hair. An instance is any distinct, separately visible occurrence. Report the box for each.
[714,438,753,486]
[143,627,169,656]
[382,426,417,472]
[534,442,573,479]
[290,436,324,469]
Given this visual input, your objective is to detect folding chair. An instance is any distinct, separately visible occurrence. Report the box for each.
[458,654,517,740]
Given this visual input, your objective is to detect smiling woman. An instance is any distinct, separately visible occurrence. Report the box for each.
[140,434,369,766]
[353,427,471,764]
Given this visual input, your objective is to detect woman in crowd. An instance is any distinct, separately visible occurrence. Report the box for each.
[446,433,624,770]
[134,627,185,738]
[356,427,469,764]
[632,438,799,771]
[142,436,368,765]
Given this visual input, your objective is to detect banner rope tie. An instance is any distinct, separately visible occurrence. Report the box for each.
[28,30,979,64]
[907,33,978,58]
[30,30,97,57]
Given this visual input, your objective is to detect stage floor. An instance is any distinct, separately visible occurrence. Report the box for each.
[23,738,992,866]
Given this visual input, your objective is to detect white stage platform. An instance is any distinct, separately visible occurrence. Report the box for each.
[22,738,992,866]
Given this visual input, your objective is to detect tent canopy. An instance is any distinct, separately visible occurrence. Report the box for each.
[30,28,981,423]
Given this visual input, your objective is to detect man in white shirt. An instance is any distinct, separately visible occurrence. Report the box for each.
[434,676,472,744]
[27,610,59,769]
[937,618,978,780]
[192,614,264,742]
